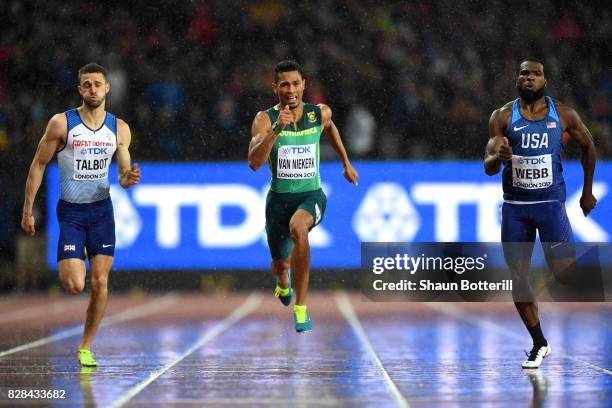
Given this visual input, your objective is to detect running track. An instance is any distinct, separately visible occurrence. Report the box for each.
[0,293,610,407]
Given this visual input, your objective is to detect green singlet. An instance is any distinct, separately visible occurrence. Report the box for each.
[266,103,322,193]
[264,102,327,260]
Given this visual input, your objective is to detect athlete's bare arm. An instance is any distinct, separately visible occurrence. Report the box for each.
[116,118,140,189]
[484,105,513,176]
[558,103,597,216]
[248,106,292,171]
[248,111,275,171]
[21,114,67,236]
[319,104,358,185]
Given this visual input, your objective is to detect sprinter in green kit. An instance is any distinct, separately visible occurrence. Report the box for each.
[248,60,358,332]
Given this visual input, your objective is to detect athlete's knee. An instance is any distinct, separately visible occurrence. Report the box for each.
[552,261,575,285]
[90,273,109,292]
[289,221,309,242]
[546,255,575,285]
[59,259,86,294]
[271,259,289,278]
[63,278,85,295]
[89,255,113,292]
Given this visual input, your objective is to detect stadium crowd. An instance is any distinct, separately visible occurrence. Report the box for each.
[0,1,610,286]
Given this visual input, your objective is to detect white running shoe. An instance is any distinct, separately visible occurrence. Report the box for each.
[522,344,551,369]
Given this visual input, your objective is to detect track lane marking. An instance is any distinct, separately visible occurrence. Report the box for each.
[426,302,612,375]
[335,291,410,408]
[110,292,263,408]
[0,293,179,357]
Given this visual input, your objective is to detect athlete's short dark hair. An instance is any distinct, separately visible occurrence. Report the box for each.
[78,62,108,83]
[274,60,304,82]
[520,57,544,68]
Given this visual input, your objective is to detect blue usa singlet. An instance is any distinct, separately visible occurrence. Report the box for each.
[502,96,565,203]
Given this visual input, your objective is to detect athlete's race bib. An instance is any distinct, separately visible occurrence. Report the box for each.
[73,139,114,180]
[511,154,553,189]
[277,143,317,179]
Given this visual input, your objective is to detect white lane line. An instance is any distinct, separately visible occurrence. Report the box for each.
[335,291,410,408]
[0,299,83,325]
[0,294,179,358]
[131,397,386,405]
[426,303,612,375]
[110,292,263,408]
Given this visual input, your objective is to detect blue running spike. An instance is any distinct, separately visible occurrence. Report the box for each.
[294,305,312,333]
[274,268,292,306]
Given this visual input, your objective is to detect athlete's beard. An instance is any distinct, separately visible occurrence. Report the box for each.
[84,97,104,109]
[517,85,545,103]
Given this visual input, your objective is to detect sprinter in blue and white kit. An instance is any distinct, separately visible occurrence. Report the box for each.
[484,58,597,369]
[21,63,140,367]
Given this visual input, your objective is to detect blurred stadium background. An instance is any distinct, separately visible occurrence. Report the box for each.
[0,0,610,291]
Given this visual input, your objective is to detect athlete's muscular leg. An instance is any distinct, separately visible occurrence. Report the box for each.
[514,302,540,328]
[289,209,314,305]
[79,255,113,350]
[509,254,541,329]
[271,258,290,289]
[502,204,541,331]
[59,259,86,294]
[508,252,540,328]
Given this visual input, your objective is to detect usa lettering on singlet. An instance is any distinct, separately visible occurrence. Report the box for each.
[502,96,566,203]
[57,109,118,203]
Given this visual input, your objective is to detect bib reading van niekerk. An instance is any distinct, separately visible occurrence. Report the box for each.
[266,103,323,194]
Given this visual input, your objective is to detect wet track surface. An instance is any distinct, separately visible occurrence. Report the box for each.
[0,293,610,407]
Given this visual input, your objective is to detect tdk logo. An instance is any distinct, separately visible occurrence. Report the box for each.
[80,147,108,155]
[282,146,311,154]
[107,180,609,250]
[518,157,546,165]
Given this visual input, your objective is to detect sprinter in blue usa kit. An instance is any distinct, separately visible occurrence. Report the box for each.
[484,58,597,369]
